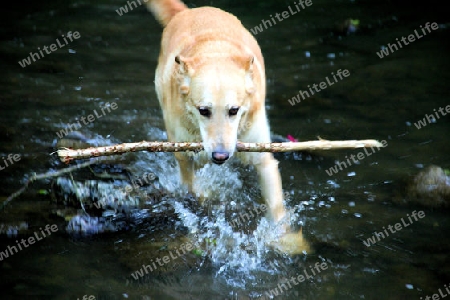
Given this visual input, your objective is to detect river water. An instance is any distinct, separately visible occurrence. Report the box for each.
[0,0,449,299]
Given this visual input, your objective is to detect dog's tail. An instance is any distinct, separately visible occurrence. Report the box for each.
[145,0,188,27]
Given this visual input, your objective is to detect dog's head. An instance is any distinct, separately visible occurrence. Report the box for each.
[175,54,259,164]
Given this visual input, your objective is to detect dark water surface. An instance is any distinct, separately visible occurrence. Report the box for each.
[1,0,449,299]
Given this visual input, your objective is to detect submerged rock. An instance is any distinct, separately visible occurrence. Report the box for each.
[0,222,28,237]
[401,165,450,208]
[50,156,178,235]
[66,215,115,235]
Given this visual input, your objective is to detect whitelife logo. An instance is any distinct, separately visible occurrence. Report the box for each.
[288,69,350,106]
[413,104,450,129]
[0,153,21,171]
[250,0,313,35]
[18,31,80,68]
[0,224,58,261]
[325,140,388,176]
[116,0,147,16]
[376,22,439,58]
[230,204,267,228]
[77,296,95,300]
[421,283,450,300]
[93,172,157,209]
[363,210,425,247]
[264,261,328,297]
[130,241,195,279]
[55,102,118,139]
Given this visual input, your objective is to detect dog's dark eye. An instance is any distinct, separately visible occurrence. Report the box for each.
[229,106,239,116]
[198,107,211,117]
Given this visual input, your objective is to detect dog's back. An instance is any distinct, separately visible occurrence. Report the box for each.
[145,0,279,218]
[146,0,267,150]
[146,0,265,104]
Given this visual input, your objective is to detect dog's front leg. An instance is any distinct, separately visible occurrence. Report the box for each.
[250,152,311,254]
[174,152,195,192]
[251,152,287,225]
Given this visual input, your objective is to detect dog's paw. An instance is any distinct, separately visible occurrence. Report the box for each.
[269,228,312,255]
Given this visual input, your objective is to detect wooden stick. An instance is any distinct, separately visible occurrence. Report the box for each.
[1,160,99,210]
[57,139,385,164]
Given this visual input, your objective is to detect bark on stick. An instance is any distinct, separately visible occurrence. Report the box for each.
[57,139,385,164]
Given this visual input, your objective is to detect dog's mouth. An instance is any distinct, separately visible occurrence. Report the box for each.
[211,152,229,165]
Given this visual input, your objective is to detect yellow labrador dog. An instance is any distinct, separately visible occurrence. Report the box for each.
[146,0,309,253]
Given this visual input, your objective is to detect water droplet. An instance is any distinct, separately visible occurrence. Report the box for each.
[327,180,340,188]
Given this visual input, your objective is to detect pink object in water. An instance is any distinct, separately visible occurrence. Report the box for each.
[287,134,298,142]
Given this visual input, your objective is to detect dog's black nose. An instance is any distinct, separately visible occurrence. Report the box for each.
[212,152,229,164]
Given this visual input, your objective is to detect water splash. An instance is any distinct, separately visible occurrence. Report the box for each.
[167,160,307,288]
[109,125,309,287]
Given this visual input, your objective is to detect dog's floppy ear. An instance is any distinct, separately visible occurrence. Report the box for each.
[174,55,194,95]
[233,55,255,94]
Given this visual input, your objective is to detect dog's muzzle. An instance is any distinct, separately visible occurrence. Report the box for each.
[212,152,229,164]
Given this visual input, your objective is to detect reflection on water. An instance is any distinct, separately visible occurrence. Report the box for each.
[1,0,449,299]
